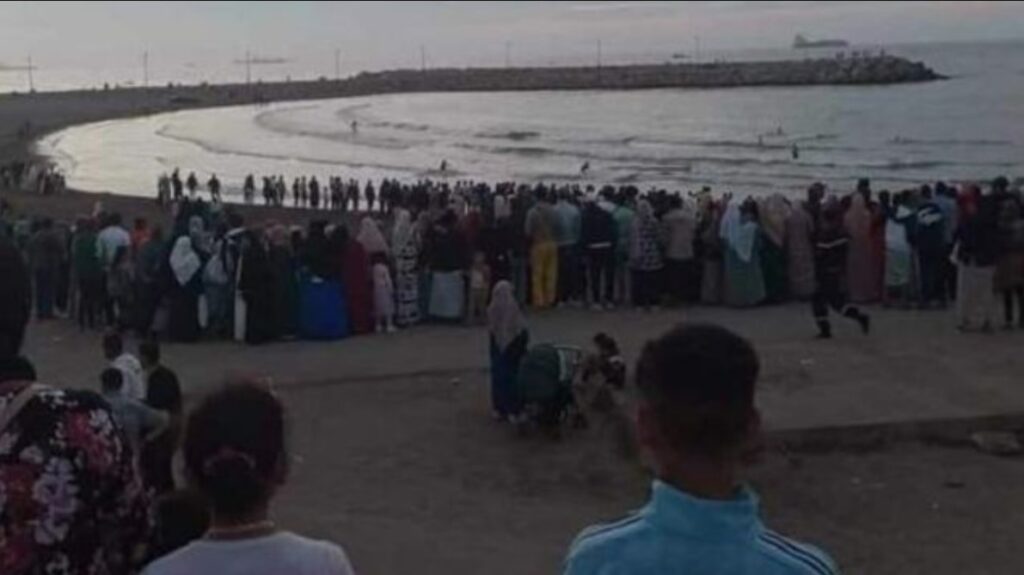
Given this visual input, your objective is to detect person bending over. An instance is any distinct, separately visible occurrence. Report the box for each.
[563,323,839,575]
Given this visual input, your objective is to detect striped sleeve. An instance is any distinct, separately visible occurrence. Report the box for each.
[757,530,839,575]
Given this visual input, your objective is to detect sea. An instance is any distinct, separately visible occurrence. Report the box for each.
[31,40,1024,200]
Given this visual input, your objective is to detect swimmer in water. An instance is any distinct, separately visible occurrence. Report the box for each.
[351,120,358,134]
[757,135,764,148]
[440,160,448,173]
[580,161,590,175]
[791,144,800,160]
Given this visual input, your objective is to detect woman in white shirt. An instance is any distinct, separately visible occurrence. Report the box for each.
[143,382,355,575]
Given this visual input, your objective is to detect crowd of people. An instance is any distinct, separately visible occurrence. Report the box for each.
[4,171,1023,349]
[1,225,837,573]
[1,159,66,196]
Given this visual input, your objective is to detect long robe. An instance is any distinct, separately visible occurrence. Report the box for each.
[341,241,373,335]
[844,197,879,303]
[723,233,766,308]
[239,241,277,345]
[489,332,528,418]
[166,273,201,343]
[785,206,816,299]
[269,244,299,337]
[165,239,202,343]
[759,232,788,303]
[393,234,421,327]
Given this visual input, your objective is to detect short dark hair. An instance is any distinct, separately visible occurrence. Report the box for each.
[635,323,759,458]
[101,368,124,393]
[184,382,286,518]
[139,339,160,365]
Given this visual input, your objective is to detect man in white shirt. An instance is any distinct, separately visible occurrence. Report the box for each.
[104,332,145,400]
[96,212,132,270]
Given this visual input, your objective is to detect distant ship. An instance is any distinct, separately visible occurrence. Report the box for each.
[233,56,289,65]
[793,34,849,49]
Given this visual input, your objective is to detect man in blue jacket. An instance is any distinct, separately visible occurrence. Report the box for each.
[563,323,839,575]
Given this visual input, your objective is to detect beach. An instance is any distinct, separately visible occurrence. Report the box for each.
[4,43,1024,575]
[20,301,1024,575]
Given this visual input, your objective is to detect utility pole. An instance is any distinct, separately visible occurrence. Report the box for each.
[334,48,341,80]
[26,55,34,92]
[694,35,701,63]
[420,44,426,72]
[143,51,149,87]
[244,50,252,85]
[596,39,602,69]
[504,41,511,68]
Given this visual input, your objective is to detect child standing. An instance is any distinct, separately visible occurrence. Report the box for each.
[466,251,491,324]
[372,258,396,333]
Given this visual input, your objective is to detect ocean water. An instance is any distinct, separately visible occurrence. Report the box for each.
[35,41,1024,200]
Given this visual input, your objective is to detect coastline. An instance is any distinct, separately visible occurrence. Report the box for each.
[0,55,941,220]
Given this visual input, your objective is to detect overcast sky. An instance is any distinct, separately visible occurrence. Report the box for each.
[1,1,1023,78]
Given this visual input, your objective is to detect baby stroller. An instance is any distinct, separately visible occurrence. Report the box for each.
[515,344,586,436]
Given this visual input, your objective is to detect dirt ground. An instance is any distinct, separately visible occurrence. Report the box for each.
[10,187,1024,574]
[270,371,1024,575]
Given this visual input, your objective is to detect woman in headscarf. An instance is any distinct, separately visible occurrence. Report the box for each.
[629,200,664,310]
[699,198,724,304]
[267,224,299,338]
[758,194,790,303]
[426,210,469,321]
[356,217,390,261]
[187,215,211,256]
[720,199,766,307]
[0,236,151,575]
[487,280,528,421]
[784,196,816,300]
[391,209,421,327]
[238,230,277,344]
[166,235,203,342]
[335,225,374,335]
[844,192,879,303]
[884,193,915,308]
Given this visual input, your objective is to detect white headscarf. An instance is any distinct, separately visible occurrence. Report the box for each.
[169,236,201,286]
[719,203,758,263]
[488,280,527,352]
[391,209,413,251]
[357,217,389,255]
[760,194,790,247]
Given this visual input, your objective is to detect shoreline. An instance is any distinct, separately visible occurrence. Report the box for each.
[3,54,941,163]
[0,55,941,216]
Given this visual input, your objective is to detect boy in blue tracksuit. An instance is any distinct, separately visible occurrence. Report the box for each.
[563,323,839,575]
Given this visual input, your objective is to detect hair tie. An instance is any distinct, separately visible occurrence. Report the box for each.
[202,446,256,475]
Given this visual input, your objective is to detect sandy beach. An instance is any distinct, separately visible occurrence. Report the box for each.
[18,301,1024,575]
[4,74,1024,575]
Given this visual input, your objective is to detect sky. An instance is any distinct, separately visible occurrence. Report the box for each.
[1,1,1023,87]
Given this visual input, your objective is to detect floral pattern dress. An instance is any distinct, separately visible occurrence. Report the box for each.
[0,383,150,575]
[394,234,421,327]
